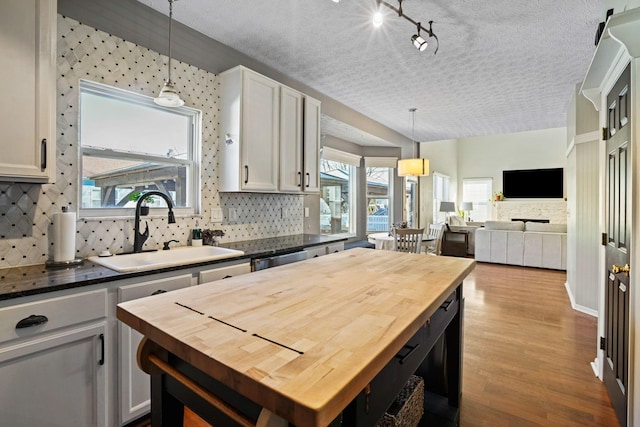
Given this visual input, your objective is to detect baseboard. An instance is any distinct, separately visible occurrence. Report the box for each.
[591,357,601,378]
[564,282,598,317]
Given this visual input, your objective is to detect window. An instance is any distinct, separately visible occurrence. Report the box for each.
[79,80,201,216]
[366,166,392,232]
[462,178,493,222]
[319,148,359,235]
[433,173,450,223]
[404,177,418,228]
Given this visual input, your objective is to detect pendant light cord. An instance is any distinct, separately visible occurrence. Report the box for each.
[167,0,174,84]
[410,107,417,158]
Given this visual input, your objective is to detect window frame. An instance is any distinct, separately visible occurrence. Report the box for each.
[319,159,357,236]
[78,80,202,219]
[432,172,451,224]
[462,177,493,222]
[366,166,393,233]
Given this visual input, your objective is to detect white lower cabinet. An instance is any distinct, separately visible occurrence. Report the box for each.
[117,273,192,426]
[304,242,345,259]
[198,261,251,284]
[0,289,108,427]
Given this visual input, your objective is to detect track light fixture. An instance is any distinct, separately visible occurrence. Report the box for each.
[374,0,439,54]
[411,24,428,51]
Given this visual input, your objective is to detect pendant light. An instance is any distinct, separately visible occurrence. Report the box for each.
[398,108,429,177]
[154,0,184,107]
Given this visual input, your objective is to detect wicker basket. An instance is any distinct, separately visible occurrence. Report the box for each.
[376,375,424,427]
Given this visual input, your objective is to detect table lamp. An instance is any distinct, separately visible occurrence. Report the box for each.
[439,201,456,224]
[461,202,473,221]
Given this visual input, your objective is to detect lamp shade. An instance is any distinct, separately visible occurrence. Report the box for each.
[397,158,429,177]
[460,202,473,211]
[439,201,456,213]
[154,81,185,107]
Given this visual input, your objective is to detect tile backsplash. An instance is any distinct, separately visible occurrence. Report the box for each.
[0,16,303,269]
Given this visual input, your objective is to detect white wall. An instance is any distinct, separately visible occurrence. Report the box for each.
[456,128,568,200]
[418,139,458,227]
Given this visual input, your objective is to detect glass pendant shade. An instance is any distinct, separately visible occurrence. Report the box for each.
[398,158,429,177]
[155,80,184,107]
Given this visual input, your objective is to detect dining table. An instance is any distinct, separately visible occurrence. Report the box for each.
[367,232,434,252]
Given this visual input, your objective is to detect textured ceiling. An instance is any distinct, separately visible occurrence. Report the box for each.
[137,0,602,144]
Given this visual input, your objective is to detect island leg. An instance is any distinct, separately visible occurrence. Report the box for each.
[151,368,185,427]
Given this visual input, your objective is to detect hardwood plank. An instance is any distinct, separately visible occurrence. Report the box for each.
[459,263,618,427]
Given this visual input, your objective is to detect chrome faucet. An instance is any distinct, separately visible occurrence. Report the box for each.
[133,191,176,253]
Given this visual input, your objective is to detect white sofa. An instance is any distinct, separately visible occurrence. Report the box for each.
[475,221,567,270]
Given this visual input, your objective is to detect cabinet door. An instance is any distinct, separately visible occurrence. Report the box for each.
[0,0,56,182]
[118,274,192,425]
[303,96,321,193]
[0,323,107,427]
[241,70,279,192]
[198,262,251,284]
[279,86,304,192]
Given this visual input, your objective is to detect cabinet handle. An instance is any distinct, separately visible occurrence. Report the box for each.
[151,289,167,296]
[16,314,48,329]
[306,172,310,188]
[298,171,302,187]
[98,333,105,366]
[440,297,454,311]
[395,343,420,365]
[41,139,47,171]
[222,275,233,279]
[244,165,249,184]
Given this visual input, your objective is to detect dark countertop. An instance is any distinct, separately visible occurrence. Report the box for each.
[219,233,346,258]
[0,234,346,302]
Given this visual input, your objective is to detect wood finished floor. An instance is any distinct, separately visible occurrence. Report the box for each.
[148,262,619,427]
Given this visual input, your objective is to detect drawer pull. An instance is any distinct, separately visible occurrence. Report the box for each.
[16,314,48,329]
[440,298,454,311]
[222,275,233,279]
[99,333,105,366]
[151,289,167,296]
[395,343,420,365]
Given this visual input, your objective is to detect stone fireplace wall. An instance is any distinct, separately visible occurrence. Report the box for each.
[494,200,567,223]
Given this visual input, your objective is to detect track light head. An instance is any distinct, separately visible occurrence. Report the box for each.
[411,33,428,51]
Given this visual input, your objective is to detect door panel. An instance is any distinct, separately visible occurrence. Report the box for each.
[604,63,630,427]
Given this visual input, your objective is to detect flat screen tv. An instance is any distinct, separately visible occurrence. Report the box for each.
[502,168,563,199]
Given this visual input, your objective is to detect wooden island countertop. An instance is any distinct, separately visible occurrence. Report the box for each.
[117,248,475,427]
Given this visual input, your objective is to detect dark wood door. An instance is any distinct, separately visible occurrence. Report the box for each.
[604,64,631,427]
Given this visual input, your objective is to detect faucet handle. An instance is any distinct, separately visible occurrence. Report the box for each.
[142,221,149,238]
[162,239,179,250]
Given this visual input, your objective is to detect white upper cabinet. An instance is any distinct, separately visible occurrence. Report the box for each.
[0,0,56,182]
[279,86,304,192]
[218,66,280,192]
[219,66,321,193]
[303,96,321,193]
[279,87,321,193]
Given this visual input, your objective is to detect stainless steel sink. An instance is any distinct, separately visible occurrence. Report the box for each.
[88,246,244,272]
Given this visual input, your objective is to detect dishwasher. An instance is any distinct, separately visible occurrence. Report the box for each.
[251,250,308,271]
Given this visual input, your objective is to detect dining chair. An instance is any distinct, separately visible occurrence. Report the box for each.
[393,228,425,254]
[425,223,445,255]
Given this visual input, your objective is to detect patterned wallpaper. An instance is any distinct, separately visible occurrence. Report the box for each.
[0,16,303,269]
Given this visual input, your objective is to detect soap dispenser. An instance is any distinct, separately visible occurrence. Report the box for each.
[192,220,203,246]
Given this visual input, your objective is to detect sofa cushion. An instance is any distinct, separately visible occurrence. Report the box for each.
[525,222,567,233]
[484,221,525,231]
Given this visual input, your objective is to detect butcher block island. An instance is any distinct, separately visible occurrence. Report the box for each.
[117,248,475,427]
